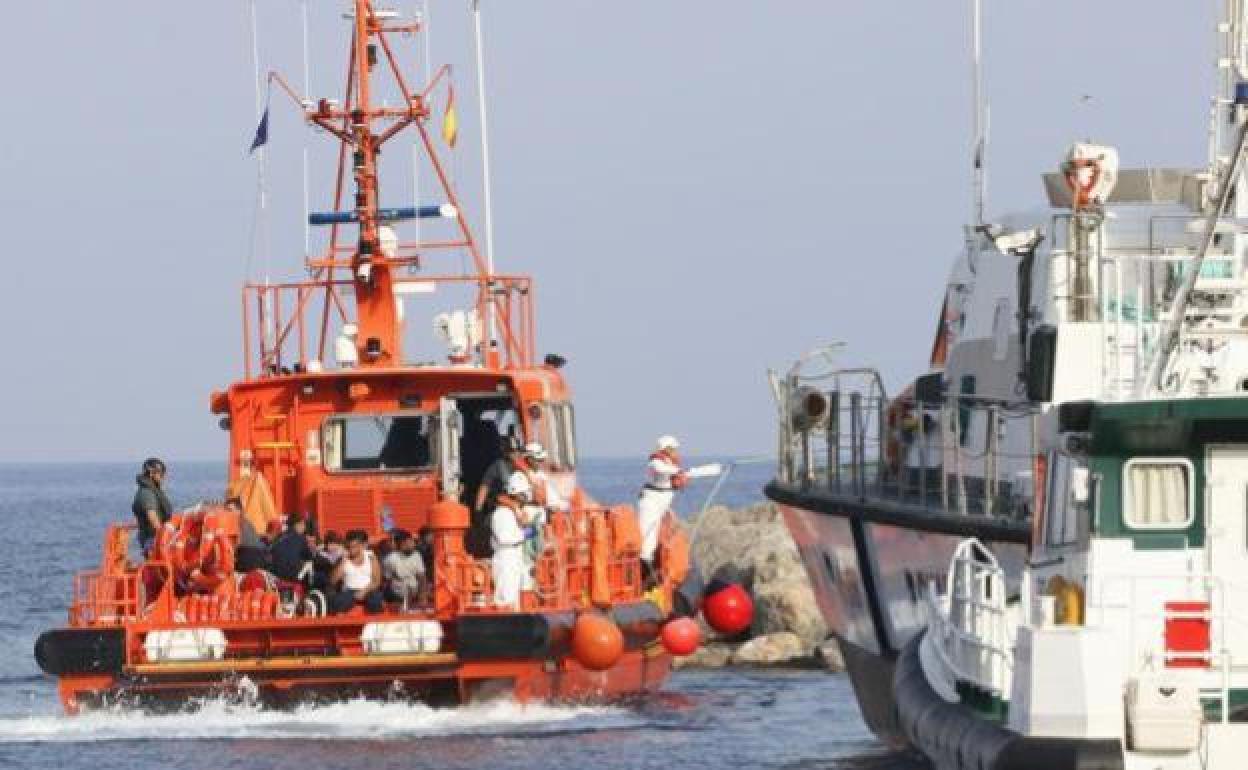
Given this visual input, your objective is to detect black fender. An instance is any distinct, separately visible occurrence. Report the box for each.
[892,632,1123,770]
[35,628,125,677]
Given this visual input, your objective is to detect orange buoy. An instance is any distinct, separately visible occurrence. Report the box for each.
[571,612,624,671]
[703,582,753,635]
[660,617,701,656]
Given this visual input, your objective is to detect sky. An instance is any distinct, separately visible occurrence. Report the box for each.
[0,1,1216,463]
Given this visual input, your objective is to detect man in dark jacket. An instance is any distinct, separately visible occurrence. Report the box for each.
[131,457,173,556]
[269,514,315,583]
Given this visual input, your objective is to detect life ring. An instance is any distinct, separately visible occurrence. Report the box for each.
[189,531,235,594]
[1063,158,1102,208]
[152,519,180,562]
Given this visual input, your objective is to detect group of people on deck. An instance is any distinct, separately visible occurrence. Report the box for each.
[129,433,692,615]
[474,440,569,610]
[131,458,434,616]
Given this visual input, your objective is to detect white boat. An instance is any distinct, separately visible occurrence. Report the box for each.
[768,3,1248,767]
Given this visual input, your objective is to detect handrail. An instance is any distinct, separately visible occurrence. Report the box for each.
[927,537,1013,697]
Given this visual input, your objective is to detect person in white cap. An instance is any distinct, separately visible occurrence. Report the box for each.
[637,435,688,564]
[491,472,535,609]
[522,442,568,514]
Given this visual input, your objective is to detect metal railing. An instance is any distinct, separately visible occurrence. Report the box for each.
[775,365,1037,522]
[926,538,1014,698]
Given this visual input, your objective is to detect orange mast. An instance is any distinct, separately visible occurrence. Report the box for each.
[272,0,512,371]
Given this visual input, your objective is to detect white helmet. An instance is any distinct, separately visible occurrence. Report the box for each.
[505,471,533,500]
[524,441,548,461]
[656,435,680,451]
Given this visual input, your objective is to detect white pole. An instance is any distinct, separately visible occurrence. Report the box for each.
[970,0,986,227]
[471,0,498,351]
[413,0,433,271]
[301,0,311,259]
[249,0,270,286]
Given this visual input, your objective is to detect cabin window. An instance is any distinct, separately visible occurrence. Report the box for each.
[1046,452,1091,547]
[322,413,435,472]
[558,403,578,469]
[1123,458,1193,529]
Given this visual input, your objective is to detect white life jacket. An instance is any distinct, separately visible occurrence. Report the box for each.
[491,502,526,549]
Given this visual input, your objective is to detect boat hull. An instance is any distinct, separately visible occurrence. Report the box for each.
[52,647,672,713]
[38,603,673,713]
[765,480,1029,748]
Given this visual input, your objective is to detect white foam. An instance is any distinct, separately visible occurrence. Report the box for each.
[0,697,637,744]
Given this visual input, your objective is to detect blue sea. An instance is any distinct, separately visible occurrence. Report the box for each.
[0,460,921,769]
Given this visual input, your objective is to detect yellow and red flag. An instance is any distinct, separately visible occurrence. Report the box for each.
[442,82,459,148]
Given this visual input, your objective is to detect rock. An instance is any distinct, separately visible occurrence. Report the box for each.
[689,503,828,656]
[752,581,827,652]
[671,642,735,669]
[815,639,845,672]
[729,632,806,665]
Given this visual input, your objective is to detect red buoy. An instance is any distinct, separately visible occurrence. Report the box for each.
[703,583,753,635]
[571,612,624,671]
[660,617,701,656]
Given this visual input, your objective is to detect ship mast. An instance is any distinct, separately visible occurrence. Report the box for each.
[348,0,399,366]
[287,0,506,370]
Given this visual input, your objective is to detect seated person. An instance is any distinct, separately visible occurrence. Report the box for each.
[416,526,435,590]
[383,529,426,609]
[311,530,344,592]
[230,497,270,573]
[269,514,315,584]
[328,529,384,614]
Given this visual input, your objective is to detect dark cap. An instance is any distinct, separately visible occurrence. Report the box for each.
[142,457,166,475]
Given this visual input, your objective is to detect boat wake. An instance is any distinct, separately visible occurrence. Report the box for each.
[0,697,639,744]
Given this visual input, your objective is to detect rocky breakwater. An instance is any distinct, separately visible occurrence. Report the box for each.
[676,502,842,670]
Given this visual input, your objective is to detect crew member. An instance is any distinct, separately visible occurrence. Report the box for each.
[470,437,525,557]
[131,457,173,557]
[637,435,687,564]
[522,442,568,513]
[475,437,524,515]
[383,529,426,609]
[491,474,535,609]
[329,529,384,614]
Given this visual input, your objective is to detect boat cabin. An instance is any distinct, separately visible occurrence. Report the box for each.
[210,365,578,546]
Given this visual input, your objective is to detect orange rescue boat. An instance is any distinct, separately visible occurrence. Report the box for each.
[35,0,714,713]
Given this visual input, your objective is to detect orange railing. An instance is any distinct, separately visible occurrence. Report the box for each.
[242,273,536,379]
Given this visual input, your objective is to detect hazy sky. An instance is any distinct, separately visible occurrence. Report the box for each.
[0,1,1215,463]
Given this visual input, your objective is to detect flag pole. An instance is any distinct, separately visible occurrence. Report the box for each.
[471,0,498,358]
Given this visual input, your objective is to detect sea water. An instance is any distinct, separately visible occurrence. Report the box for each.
[0,461,920,769]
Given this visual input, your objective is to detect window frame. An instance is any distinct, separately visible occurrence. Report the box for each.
[1121,456,1195,531]
[559,402,578,469]
[320,411,437,475]
[1045,451,1094,548]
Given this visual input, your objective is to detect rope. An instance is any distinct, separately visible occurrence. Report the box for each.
[687,456,774,549]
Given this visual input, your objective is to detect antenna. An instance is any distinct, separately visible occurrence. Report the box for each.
[970,0,986,227]
[471,0,499,358]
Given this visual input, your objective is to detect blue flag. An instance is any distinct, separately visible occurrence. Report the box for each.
[249,106,269,154]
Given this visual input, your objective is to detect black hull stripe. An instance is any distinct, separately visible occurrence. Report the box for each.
[765,481,1030,544]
